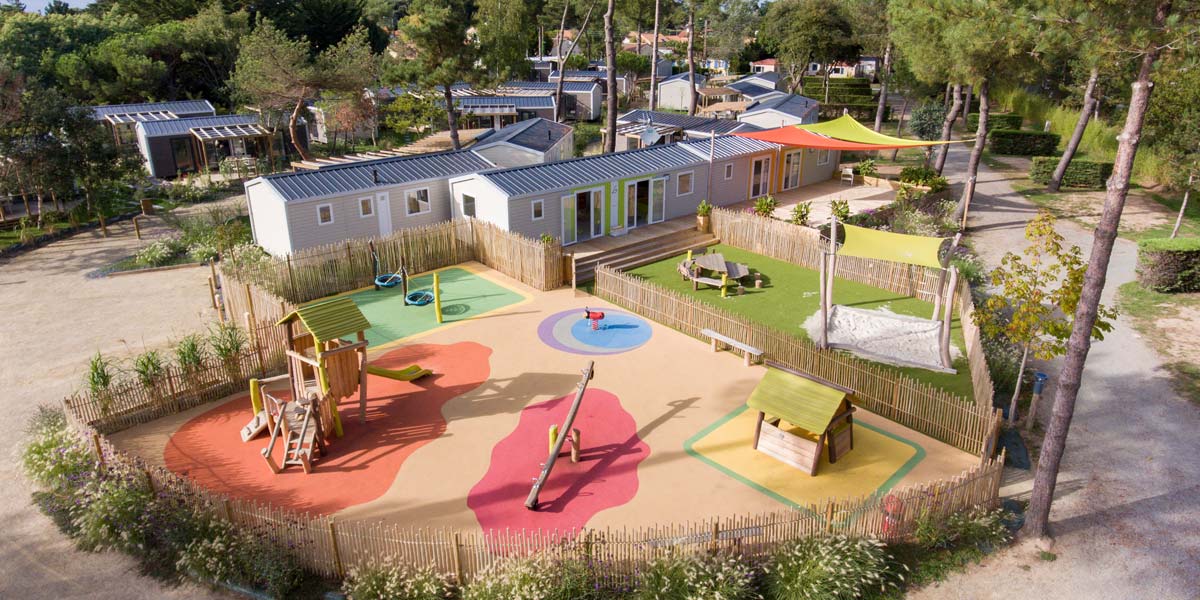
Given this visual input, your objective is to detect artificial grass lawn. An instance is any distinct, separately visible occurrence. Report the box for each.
[349,266,525,348]
[626,244,976,400]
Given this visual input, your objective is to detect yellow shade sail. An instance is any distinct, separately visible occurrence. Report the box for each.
[798,115,960,147]
[836,223,948,269]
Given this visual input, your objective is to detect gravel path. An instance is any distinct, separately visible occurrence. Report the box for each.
[0,213,227,599]
[909,146,1200,598]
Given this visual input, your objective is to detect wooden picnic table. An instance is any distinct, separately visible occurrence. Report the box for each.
[692,252,751,280]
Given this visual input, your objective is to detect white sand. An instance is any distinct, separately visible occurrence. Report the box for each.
[803,304,961,373]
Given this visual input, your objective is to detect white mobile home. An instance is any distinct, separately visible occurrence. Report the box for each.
[470,118,574,166]
[612,110,759,152]
[501,80,603,121]
[737,94,821,129]
[656,72,708,111]
[245,150,494,256]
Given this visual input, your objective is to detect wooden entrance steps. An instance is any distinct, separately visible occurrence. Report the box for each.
[573,228,718,283]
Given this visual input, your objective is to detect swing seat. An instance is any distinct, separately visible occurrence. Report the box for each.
[375,273,403,288]
[405,290,434,306]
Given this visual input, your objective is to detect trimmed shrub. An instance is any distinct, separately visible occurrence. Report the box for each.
[1029,156,1113,189]
[988,129,1061,156]
[966,112,1022,131]
[802,76,871,88]
[819,103,890,121]
[1137,237,1200,293]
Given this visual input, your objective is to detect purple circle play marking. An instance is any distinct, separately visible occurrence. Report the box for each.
[537,308,652,355]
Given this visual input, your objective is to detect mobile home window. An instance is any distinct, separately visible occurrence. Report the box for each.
[462,194,476,218]
[724,163,734,180]
[405,188,430,216]
[677,171,694,196]
[531,199,545,221]
[359,197,373,218]
[817,149,830,165]
[317,203,334,225]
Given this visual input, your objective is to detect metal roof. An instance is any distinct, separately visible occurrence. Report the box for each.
[191,123,270,140]
[501,81,600,93]
[138,114,260,138]
[741,71,780,84]
[476,144,701,197]
[549,70,627,81]
[727,80,782,99]
[260,149,493,203]
[679,135,779,160]
[614,122,680,136]
[687,119,761,135]
[617,110,718,131]
[104,111,177,124]
[455,95,555,110]
[91,100,215,120]
[474,118,572,153]
[742,94,820,119]
[661,71,706,85]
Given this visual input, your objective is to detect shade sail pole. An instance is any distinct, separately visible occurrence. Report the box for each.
[940,267,958,369]
[932,233,962,320]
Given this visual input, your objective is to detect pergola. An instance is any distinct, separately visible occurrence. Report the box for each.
[104,111,178,144]
[189,122,274,174]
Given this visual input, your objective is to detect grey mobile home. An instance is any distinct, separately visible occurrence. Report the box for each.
[134,114,274,179]
[91,100,216,146]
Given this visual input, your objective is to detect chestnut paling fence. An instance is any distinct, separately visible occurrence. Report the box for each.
[58,209,1008,587]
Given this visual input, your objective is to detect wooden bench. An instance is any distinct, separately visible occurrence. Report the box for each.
[700,328,764,367]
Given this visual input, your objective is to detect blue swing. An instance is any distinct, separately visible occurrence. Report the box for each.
[374,272,404,288]
[405,290,434,306]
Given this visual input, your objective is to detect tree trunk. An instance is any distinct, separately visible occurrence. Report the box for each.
[35,190,44,227]
[443,87,461,150]
[1009,344,1029,425]
[289,97,312,161]
[1171,173,1192,239]
[648,0,661,110]
[1022,0,1171,541]
[823,67,831,105]
[943,82,952,107]
[873,42,892,133]
[961,84,973,127]
[603,0,617,153]
[890,96,909,161]
[1048,67,1100,193]
[934,84,963,175]
[556,0,596,122]
[954,78,989,230]
[686,5,697,116]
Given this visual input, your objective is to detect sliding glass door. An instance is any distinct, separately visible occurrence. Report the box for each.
[751,157,771,198]
[625,177,667,229]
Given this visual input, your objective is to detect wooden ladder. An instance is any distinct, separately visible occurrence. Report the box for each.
[261,391,326,474]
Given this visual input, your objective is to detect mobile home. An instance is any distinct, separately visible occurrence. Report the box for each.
[470,118,574,166]
[656,72,708,111]
[737,94,821,128]
[134,114,274,179]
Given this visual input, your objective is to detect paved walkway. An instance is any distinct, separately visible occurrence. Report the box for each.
[911,145,1200,598]
[0,215,226,598]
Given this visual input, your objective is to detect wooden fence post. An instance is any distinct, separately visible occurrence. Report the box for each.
[91,433,105,468]
[207,276,218,309]
[825,503,836,533]
[329,521,345,578]
[223,498,233,522]
[452,531,464,585]
[710,520,720,552]
[144,469,155,493]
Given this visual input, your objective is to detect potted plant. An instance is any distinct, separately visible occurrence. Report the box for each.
[696,199,713,232]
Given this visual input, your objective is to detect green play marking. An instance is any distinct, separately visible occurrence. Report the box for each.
[350,267,524,347]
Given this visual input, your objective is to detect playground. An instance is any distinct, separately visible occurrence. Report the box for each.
[109,262,979,534]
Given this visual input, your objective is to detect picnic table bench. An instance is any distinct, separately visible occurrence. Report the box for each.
[701,328,764,367]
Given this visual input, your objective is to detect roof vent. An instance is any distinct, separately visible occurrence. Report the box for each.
[372,168,379,184]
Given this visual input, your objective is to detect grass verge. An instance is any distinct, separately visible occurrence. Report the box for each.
[1116,281,1200,404]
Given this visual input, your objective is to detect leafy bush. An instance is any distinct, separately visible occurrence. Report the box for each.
[86,352,115,396]
[853,159,877,178]
[132,350,167,386]
[539,232,557,245]
[187,240,220,263]
[754,195,778,217]
[22,406,97,491]
[633,551,759,600]
[1136,237,1200,293]
[342,558,455,600]
[830,198,850,221]
[980,326,1026,395]
[223,243,272,272]
[966,112,1022,131]
[988,129,1060,156]
[177,526,306,598]
[174,334,208,372]
[208,322,248,362]
[764,535,902,600]
[951,249,987,286]
[915,508,1010,551]
[926,176,949,193]
[177,527,242,585]
[461,553,598,600]
[74,475,155,554]
[1029,157,1113,189]
[696,199,713,217]
[899,166,938,186]
[134,238,182,267]
[819,104,889,121]
[790,202,812,226]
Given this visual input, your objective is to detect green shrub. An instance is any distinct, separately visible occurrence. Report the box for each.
[177,527,242,586]
[1029,157,1113,189]
[951,252,987,287]
[790,201,812,226]
[74,475,155,554]
[86,352,115,397]
[208,322,248,362]
[539,232,557,245]
[132,350,167,386]
[853,159,877,178]
[914,508,1011,551]
[633,551,759,600]
[223,243,272,272]
[1136,237,1200,292]
[134,239,182,267]
[22,407,97,491]
[819,103,889,121]
[899,166,939,186]
[342,558,455,600]
[754,195,778,217]
[174,334,208,372]
[461,553,598,600]
[187,241,220,263]
[764,535,902,600]
[177,526,307,599]
[966,112,1022,131]
[696,199,713,216]
[988,129,1060,156]
[830,199,850,221]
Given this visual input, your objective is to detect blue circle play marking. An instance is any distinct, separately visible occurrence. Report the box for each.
[537,308,653,355]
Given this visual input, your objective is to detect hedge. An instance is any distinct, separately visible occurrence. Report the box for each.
[819,103,890,121]
[1029,157,1113,188]
[1137,237,1200,293]
[988,129,1060,156]
[966,112,1023,131]
[803,76,871,87]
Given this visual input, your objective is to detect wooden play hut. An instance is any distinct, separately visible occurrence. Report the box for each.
[277,297,372,438]
[748,364,856,476]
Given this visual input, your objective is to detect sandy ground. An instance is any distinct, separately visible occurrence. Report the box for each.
[908,143,1200,598]
[109,268,977,535]
[0,208,227,598]
[727,178,896,225]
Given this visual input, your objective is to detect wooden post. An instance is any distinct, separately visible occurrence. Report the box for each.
[92,433,105,467]
[132,216,142,240]
[825,503,836,533]
[207,276,218,309]
[711,520,720,552]
[570,428,581,463]
[143,469,155,494]
[223,498,233,522]
[452,532,464,585]
[329,521,345,578]
[286,255,296,298]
